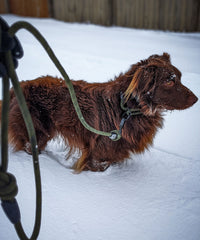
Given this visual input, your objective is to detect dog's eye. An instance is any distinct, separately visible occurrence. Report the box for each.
[163,80,175,87]
[170,74,176,80]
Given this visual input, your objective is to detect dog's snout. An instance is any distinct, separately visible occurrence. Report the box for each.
[188,93,198,107]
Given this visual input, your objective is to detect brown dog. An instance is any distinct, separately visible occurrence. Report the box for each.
[2,53,198,172]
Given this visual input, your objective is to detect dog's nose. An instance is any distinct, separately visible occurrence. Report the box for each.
[188,93,198,107]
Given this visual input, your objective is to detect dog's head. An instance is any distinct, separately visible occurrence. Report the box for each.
[124,53,198,115]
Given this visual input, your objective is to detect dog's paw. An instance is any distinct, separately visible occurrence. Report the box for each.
[84,159,111,172]
[24,142,41,155]
[24,142,32,154]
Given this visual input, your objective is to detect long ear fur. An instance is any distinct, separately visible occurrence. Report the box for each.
[124,65,159,116]
[124,66,156,102]
[124,68,143,102]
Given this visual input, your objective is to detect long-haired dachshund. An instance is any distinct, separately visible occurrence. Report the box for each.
[1,53,198,172]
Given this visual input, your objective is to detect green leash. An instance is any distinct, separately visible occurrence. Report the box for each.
[0,19,141,240]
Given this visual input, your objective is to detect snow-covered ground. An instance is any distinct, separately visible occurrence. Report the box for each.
[0,15,200,240]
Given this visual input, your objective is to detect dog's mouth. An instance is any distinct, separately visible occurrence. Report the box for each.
[164,98,198,111]
[162,105,175,111]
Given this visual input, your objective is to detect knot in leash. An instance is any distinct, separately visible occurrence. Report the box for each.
[0,171,21,225]
[0,171,18,201]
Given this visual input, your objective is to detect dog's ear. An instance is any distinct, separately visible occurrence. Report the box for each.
[148,52,171,63]
[124,66,155,101]
[162,52,171,62]
[124,68,142,101]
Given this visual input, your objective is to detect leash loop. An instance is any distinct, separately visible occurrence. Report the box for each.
[1,17,41,240]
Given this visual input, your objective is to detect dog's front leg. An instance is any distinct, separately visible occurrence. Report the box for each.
[73,148,111,172]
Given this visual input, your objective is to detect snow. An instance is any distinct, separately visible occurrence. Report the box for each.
[0,14,200,240]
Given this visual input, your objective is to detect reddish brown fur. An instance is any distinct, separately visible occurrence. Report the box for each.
[1,53,198,172]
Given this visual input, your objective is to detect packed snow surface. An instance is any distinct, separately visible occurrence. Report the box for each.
[0,15,200,240]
